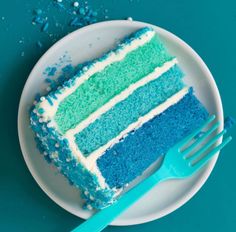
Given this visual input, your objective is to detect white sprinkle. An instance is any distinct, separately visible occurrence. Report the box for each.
[57,0,63,2]
[43,151,48,156]
[84,191,89,196]
[127,17,133,21]
[90,196,94,200]
[40,96,45,101]
[66,158,71,162]
[47,122,52,128]
[21,52,25,57]
[55,143,60,148]
[46,86,51,91]
[87,204,92,210]
[51,152,58,158]
[82,66,88,72]
[1,16,5,20]
[73,1,79,7]
[33,100,38,105]
[33,109,37,113]
[39,118,43,123]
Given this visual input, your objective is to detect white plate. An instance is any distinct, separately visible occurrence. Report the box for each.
[18,20,223,226]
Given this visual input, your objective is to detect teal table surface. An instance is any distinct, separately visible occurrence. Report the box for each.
[0,0,236,231]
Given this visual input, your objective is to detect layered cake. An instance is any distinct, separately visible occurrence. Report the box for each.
[30,27,209,209]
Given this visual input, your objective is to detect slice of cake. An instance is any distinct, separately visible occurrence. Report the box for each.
[30,27,209,209]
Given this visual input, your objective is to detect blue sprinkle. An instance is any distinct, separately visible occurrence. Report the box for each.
[62,64,73,74]
[73,22,83,27]
[32,16,45,24]
[54,1,65,9]
[92,11,98,17]
[87,9,93,17]
[48,67,57,76]
[34,9,43,15]
[79,7,86,15]
[44,155,52,163]
[34,93,41,101]
[38,108,45,114]
[224,116,235,131]
[45,78,53,83]
[69,17,78,26]
[42,22,49,32]
[84,16,90,22]
[51,93,58,100]
[36,41,43,48]
[90,18,97,24]
[46,97,53,106]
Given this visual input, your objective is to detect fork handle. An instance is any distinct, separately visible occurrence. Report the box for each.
[71,171,167,232]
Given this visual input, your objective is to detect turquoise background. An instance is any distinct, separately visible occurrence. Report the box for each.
[0,0,235,231]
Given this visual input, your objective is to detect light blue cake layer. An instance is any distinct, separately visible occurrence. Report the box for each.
[75,64,184,157]
[97,90,209,188]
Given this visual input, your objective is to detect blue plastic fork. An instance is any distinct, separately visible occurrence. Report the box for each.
[72,115,232,232]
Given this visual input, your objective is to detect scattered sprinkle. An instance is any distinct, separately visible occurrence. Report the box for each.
[1,16,5,20]
[79,7,86,15]
[42,22,49,32]
[31,0,104,47]
[224,116,235,131]
[127,17,133,21]
[36,40,43,48]
[21,51,25,57]
[73,1,79,7]
[55,143,60,148]
[34,9,43,15]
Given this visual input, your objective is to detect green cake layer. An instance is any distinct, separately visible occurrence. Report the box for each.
[55,36,173,134]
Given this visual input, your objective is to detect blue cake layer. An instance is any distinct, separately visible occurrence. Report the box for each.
[75,64,184,157]
[97,90,209,188]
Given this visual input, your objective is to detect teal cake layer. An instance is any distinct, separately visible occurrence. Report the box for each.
[55,34,173,134]
[75,64,184,157]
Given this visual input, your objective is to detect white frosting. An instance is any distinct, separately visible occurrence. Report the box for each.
[65,58,178,137]
[38,29,156,121]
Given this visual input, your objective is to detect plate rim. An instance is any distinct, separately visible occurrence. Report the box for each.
[17,20,224,226]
